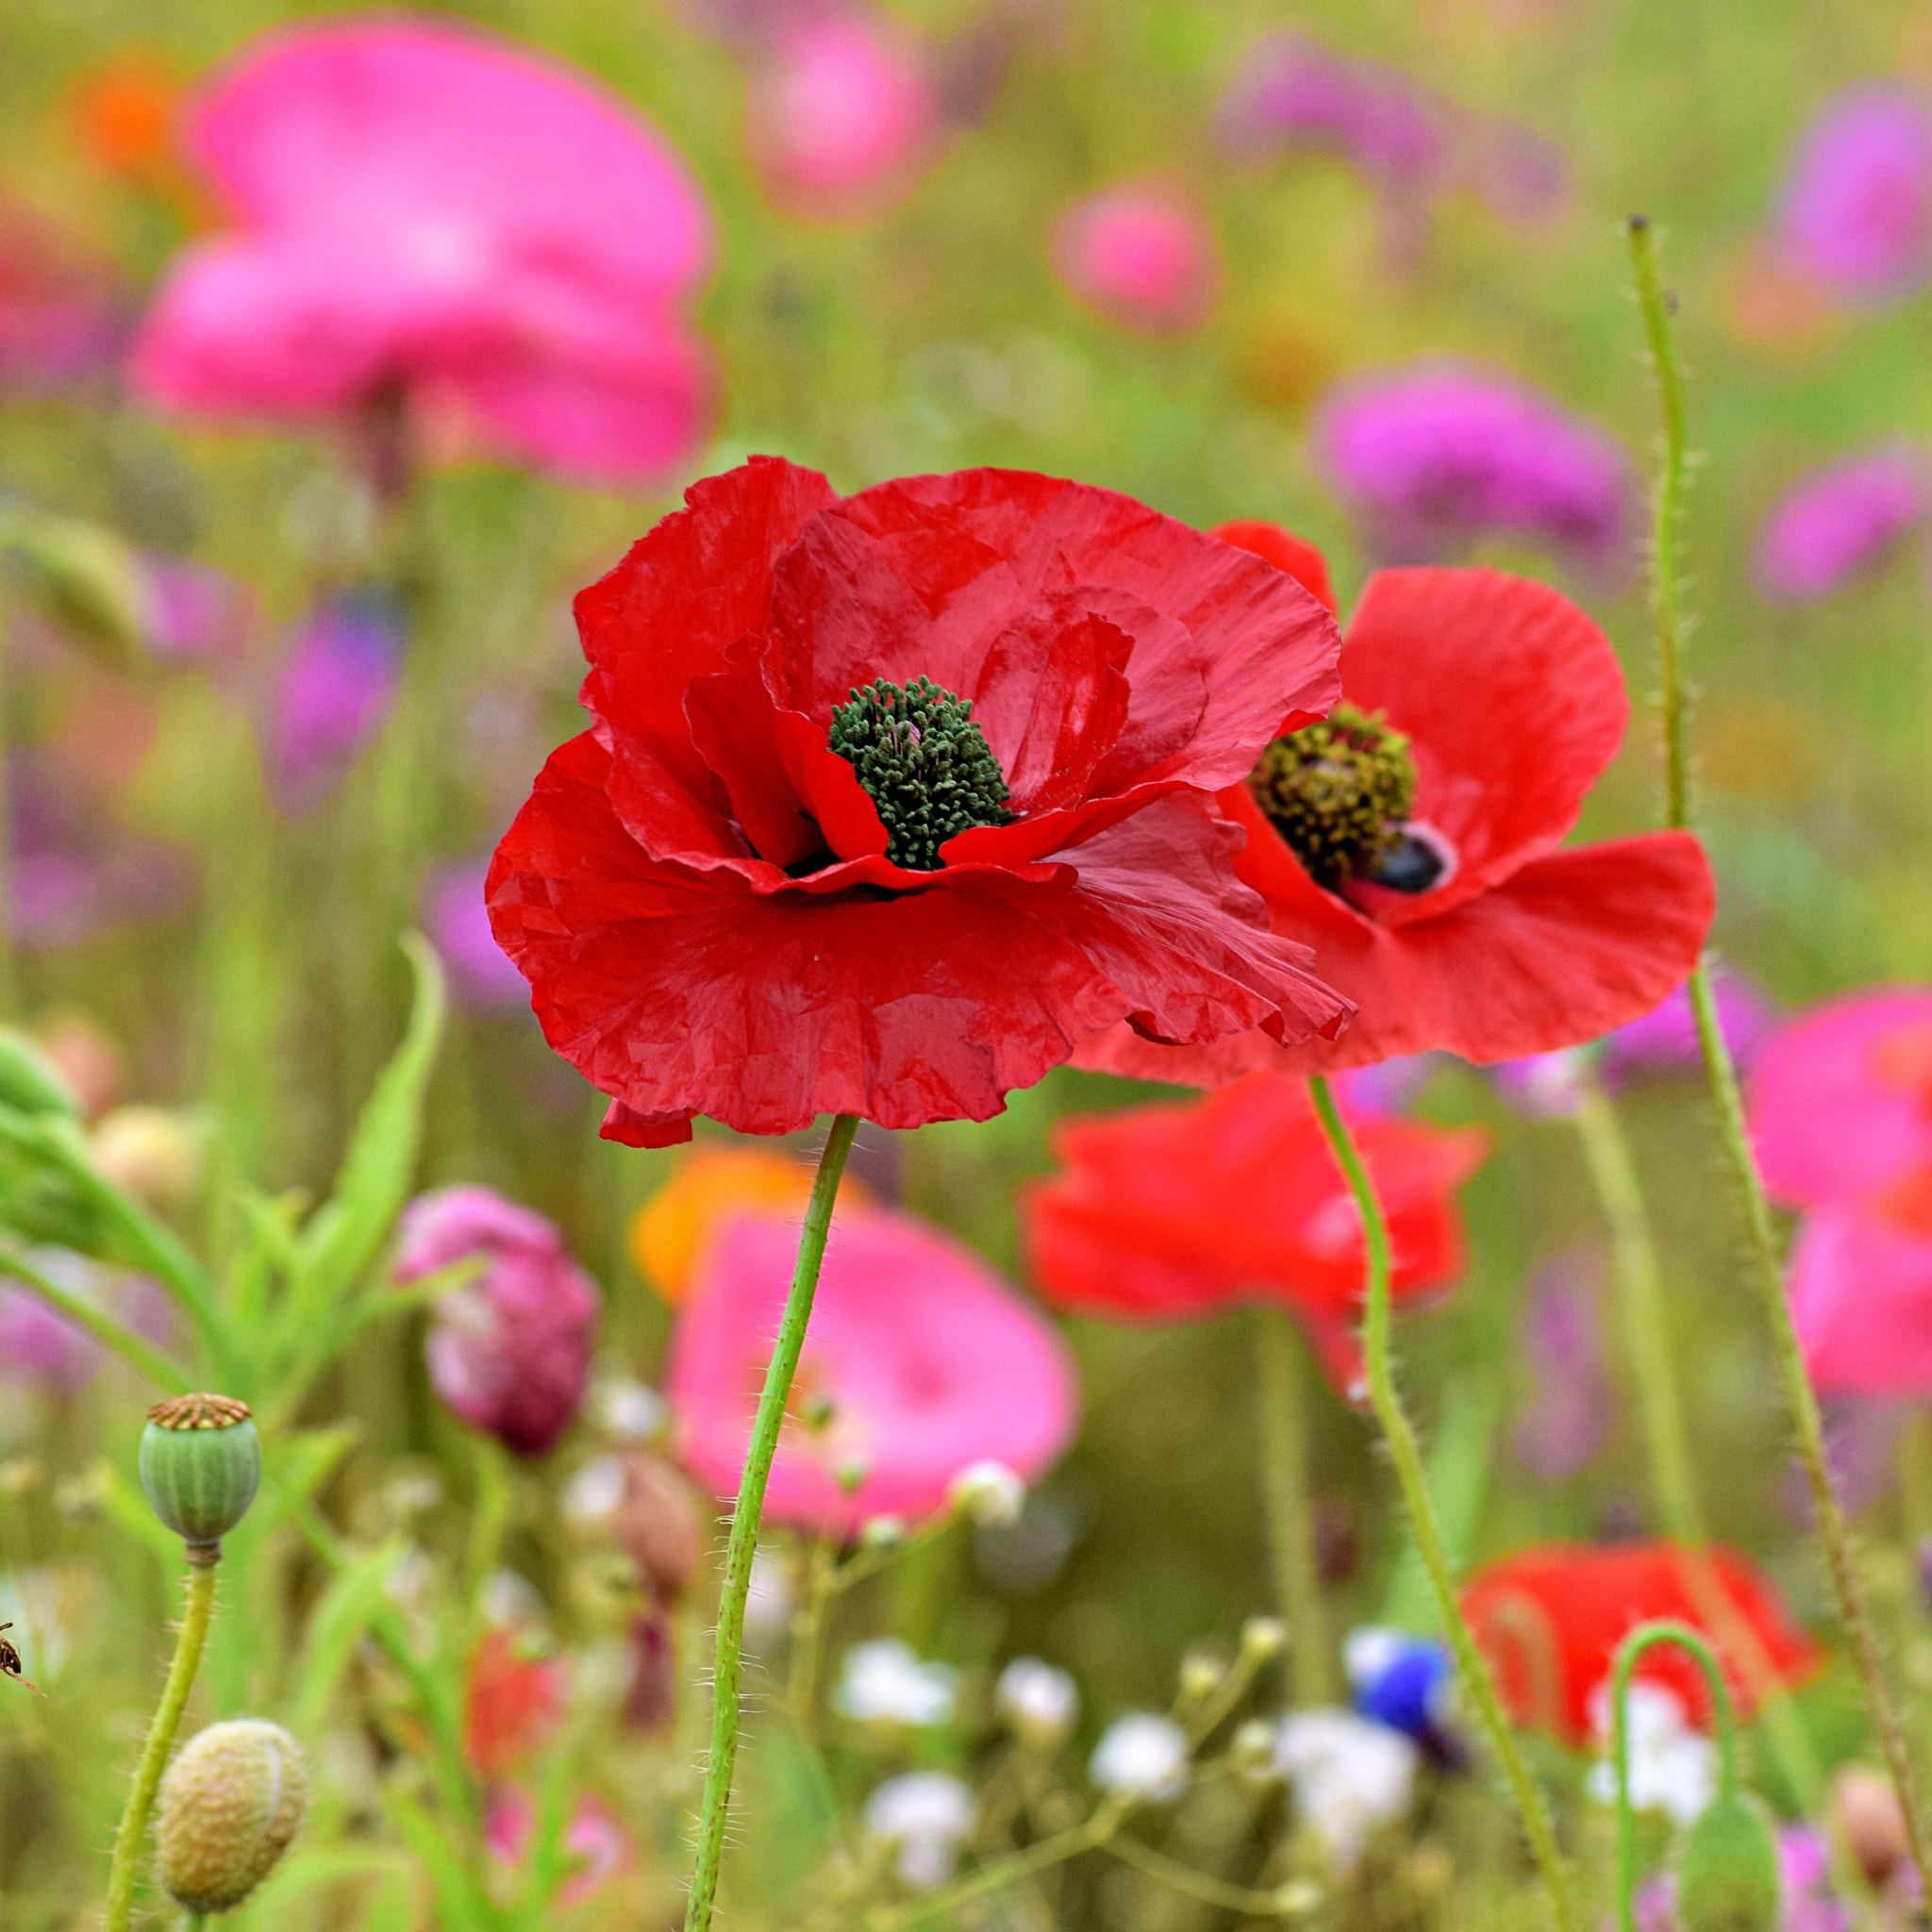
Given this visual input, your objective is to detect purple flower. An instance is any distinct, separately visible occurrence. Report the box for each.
[1774,86,1932,306]
[423,858,528,1009]
[1780,1825,1851,1932]
[1511,1250,1612,1481]
[1486,1048,1591,1121]
[1597,971,1774,1085]
[1333,1052,1444,1117]
[395,1186,600,1458]
[1754,443,1932,603]
[266,590,404,815]
[1311,359,1636,574]
[0,1263,99,1392]
[136,554,253,661]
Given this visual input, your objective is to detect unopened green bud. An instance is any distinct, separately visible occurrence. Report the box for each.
[1178,1649,1224,1700]
[0,1025,81,1120]
[1674,1790,1781,1932]
[157,1719,308,1912]
[1232,1718,1281,1782]
[139,1394,260,1556]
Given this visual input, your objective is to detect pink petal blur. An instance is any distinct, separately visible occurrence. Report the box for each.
[1051,184,1222,336]
[667,1205,1078,1538]
[1754,444,1932,603]
[129,17,714,485]
[1789,1207,1932,1399]
[424,858,529,1009]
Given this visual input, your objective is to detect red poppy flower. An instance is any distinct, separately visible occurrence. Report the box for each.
[1020,1073,1489,1391]
[1074,525,1715,1078]
[463,1626,567,1778]
[488,460,1350,1145]
[1460,1541,1824,1749]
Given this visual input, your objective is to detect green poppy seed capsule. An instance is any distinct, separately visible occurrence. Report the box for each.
[1674,1790,1782,1932]
[156,1719,308,1913]
[139,1393,260,1556]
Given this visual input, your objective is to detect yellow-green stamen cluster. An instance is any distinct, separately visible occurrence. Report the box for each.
[1246,702,1417,890]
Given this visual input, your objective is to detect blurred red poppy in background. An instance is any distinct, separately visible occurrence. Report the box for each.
[1076,525,1714,1080]
[1460,1541,1824,1748]
[463,1626,567,1778]
[1022,1073,1488,1391]
[489,458,1351,1147]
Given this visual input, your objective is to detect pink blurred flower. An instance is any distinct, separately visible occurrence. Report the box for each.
[1597,970,1774,1085]
[136,553,254,661]
[266,591,404,816]
[1774,86,1932,307]
[749,8,939,218]
[423,858,528,1008]
[395,1185,601,1458]
[1512,1251,1611,1481]
[129,16,714,487]
[0,198,127,392]
[1312,359,1635,573]
[0,1278,98,1391]
[486,1786,633,1907]
[1754,443,1932,603]
[1792,1211,1932,1407]
[1051,183,1222,336]
[667,1203,1077,1538]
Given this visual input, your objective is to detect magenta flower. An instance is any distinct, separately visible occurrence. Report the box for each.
[1774,86,1932,307]
[1596,971,1774,1086]
[129,17,714,486]
[748,8,939,218]
[666,1203,1078,1538]
[423,858,528,1009]
[137,554,254,662]
[1050,183,1222,336]
[1511,1250,1611,1480]
[1754,443,1932,603]
[486,1788,632,1907]
[1311,359,1636,573]
[395,1185,602,1458]
[0,1277,99,1392]
[266,591,404,816]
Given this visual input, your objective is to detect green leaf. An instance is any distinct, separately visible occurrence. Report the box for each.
[293,934,446,1316]
[288,1535,408,1735]
[0,504,145,666]
[225,1423,363,1567]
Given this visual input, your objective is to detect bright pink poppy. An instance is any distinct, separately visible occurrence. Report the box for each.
[1051,183,1222,336]
[666,1202,1077,1538]
[129,17,713,485]
[1787,1208,1932,1397]
[486,1787,633,1906]
[1022,1073,1489,1392]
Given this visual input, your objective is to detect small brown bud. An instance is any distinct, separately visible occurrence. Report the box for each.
[1831,1763,1909,1890]
[614,1449,704,1605]
[157,1720,308,1912]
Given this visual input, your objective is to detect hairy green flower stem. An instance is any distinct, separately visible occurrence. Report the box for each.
[1306,1075,1575,1932]
[103,1556,220,1932]
[1626,213,1932,1894]
[1610,1622,1739,1932]
[685,1112,860,1932]
[1256,1307,1332,1705]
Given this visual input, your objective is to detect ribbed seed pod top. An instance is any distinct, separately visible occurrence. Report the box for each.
[138,1393,261,1553]
[157,1719,308,1912]
[1674,1790,1782,1932]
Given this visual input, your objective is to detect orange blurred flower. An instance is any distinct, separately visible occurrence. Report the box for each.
[71,52,185,189]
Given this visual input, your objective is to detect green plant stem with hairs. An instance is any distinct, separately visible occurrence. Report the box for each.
[685,1111,860,1932]
[1256,1306,1331,1705]
[1305,1075,1575,1932]
[103,1557,219,1931]
[1626,212,1932,1895]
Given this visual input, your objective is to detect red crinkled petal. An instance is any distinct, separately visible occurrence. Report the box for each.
[1211,520,1337,615]
[488,746,1350,1135]
[764,468,1340,795]
[1340,568,1631,927]
[1074,829,1715,1079]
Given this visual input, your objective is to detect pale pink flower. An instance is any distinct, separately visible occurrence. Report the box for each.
[423,858,527,1009]
[1051,183,1222,336]
[129,17,714,485]
[1754,443,1932,603]
[485,1787,633,1907]
[667,1203,1077,1538]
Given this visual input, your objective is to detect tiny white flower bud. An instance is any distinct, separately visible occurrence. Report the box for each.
[996,1657,1077,1749]
[947,1458,1025,1527]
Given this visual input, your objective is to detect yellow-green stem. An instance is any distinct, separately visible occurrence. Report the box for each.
[1256,1307,1331,1706]
[1627,212,1932,1894]
[104,1557,219,1930]
[1307,1075,1574,1931]
[685,1112,859,1932]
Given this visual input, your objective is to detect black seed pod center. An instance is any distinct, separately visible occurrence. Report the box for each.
[1247,702,1421,891]
[827,675,1015,871]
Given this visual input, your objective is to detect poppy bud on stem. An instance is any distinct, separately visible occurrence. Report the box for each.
[1626,213,1932,1902]
[103,1394,260,1932]
[684,1113,859,1932]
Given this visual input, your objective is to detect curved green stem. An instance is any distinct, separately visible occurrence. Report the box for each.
[1611,1622,1739,1932]
[1626,213,1932,1895]
[1257,1307,1330,1706]
[104,1557,219,1930]
[1104,1835,1315,1918]
[685,1113,859,1932]
[1307,1076,1574,1932]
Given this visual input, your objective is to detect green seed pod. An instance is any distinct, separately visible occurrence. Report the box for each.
[139,1394,261,1553]
[1674,1790,1782,1932]
[0,1025,81,1121]
[157,1719,308,1913]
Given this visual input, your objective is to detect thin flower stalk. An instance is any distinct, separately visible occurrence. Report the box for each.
[1306,1074,1574,1932]
[1256,1307,1332,1705]
[1628,211,1932,1895]
[685,1111,860,1932]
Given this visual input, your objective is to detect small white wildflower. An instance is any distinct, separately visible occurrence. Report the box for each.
[834,1639,958,1728]
[860,1515,908,1550]
[863,1773,976,1889]
[1341,1625,1407,1693]
[594,1378,668,1441]
[383,1545,436,1616]
[1584,1680,1715,1826]
[948,1459,1025,1527]
[383,1471,444,1520]
[1274,1708,1418,1873]
[560,1454,626,1525]
[996,1657,1077,1749]
[480,1568,545,1627]
[742,1546,793,1648]
[1089,1713,1189,1801]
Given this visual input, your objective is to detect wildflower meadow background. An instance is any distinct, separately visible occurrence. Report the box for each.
[5,0,1932,1927]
